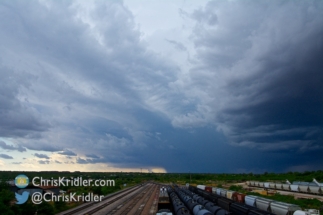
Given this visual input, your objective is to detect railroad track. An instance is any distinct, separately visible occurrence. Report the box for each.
[57,184,144,215]
[82,184,149,215]
[132,184,159,215]
[105,183,156,215]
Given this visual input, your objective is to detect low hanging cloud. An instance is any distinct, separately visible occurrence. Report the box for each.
[0,154,14,159]
[76,158,93,164]
[0,141,26,152]
[34,153,50,159]
[12,162,22,164]
[85,154,100,159]
[38,160,50,165]
[58,150,77,156]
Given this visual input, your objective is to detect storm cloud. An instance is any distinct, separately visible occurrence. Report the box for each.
[176,0,323,152]
[0,0,322,172]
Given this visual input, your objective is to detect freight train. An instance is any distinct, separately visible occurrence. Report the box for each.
[191,185,320,215]
[247,180,323,195]
[190,185,276,215]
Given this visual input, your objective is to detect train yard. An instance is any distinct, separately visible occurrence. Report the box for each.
[55,182,323,215]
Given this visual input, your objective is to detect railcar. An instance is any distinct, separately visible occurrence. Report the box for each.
[158,186,172,211]
[167,187,191,215]
[157,209,173,215]
[270,202,302,215]
[248,180,322,195]
[232,192,246,203]
[217,198,233,212]
[293,209,320,215]
[226,190,236,199]
[245,195,258,207]
[255,197,274,212]
[190,185,302,215]
[176,188,215,215]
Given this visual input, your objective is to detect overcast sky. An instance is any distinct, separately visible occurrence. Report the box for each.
[0,0,322,173]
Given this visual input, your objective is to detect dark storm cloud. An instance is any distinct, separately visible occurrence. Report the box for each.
[34,153,50,159]
[1,0,322,173]
[0,64,50,138]
[17,139,62,152]
[0,0,178,157]
[0,140,26,152]
[0,154,13,159]
[184,0,323,154]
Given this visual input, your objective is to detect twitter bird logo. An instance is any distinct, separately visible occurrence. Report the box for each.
[15,191,29,204]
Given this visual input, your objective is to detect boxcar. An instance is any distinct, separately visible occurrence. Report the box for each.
[226,190,236,199]
[232,192,246,203]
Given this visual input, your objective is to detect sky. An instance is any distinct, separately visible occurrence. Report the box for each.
[0,0,322,173]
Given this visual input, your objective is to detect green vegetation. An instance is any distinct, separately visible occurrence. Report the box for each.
[0,181,55,215]
[229,185,244,192]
